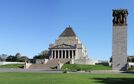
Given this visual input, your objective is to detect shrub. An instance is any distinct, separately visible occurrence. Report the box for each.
[128,68,134,71]
[62,70,67,73]
[61,64,112,71]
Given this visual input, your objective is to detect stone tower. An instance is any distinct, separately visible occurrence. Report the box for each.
[112,9,128,71]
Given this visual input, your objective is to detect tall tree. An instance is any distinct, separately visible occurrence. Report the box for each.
[128,56,134,62]
[6,53,29,62]
[19,56,29,62]
[6,55,16,62]
[33,50,50,59]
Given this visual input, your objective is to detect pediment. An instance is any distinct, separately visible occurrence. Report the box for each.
[51,44,76,49]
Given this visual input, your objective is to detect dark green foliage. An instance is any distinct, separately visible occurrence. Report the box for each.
[110,56,112,62]
[62,70,68,73]
[6,53,29,62]
[95,63,109,66]
[6,55,16,62]
[128,68,134,71]
[128,65,134,71]
[127,56,134,62]
[61,64,112,71]
[33,50,49,59]
[18,56,29,62]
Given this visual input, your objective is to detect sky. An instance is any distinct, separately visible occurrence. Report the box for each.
[0,0,134,60]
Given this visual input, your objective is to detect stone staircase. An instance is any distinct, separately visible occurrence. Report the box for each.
[28,59,70,69]
[28,64,50,69]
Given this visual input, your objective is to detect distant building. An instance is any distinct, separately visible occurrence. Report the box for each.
[49,26,90,64]
[25,26,92,69]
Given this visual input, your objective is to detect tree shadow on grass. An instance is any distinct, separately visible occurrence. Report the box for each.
[92,78,134,84]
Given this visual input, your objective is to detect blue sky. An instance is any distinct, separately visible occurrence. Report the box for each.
[0,0,134,60]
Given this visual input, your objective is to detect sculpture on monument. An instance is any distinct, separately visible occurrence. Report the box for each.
[112,9,128,25]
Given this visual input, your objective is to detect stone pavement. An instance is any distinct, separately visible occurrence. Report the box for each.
[0,68,62,73]
[0,68,133,74]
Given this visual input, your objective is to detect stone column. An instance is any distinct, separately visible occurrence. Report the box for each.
[54,50,56,59]
[51,50,53,58]
[68,50,70,59]
[61,50,63,59]
[72,50,74,59]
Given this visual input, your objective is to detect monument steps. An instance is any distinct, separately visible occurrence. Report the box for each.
[28,64,50,69]
[28,59,70,69]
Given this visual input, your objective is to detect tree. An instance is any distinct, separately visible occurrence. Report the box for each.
[0,54,8,61]
[128,56,134,62]
[15,52,21,61]
[6,55,16,62]
[19,56,29,62]
[33,50,50,59]
[6,53,29,62]
[110,56,112,62]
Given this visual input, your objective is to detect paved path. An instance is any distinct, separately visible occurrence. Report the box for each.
[0,68,133,74]
[0,68,62,73]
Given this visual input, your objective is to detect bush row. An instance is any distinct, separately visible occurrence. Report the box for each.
[61,64,112,71]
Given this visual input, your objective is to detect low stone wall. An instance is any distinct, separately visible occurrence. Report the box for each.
[73,58,100,65]
[57,63,64,70]
[35,59,48,64]
[24,63,32,69]
[0,62,25,65]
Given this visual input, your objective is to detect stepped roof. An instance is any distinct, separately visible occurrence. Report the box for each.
[59,26,76,37]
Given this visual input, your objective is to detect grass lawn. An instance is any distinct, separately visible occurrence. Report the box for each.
[0,72,134,84]
[0,64,24,68]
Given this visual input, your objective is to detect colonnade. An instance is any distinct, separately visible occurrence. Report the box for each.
[51,49,75,59]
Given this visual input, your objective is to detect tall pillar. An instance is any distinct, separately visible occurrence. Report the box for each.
[112,9,128,71]
[51,50,53,58]
[61,50,63,59]
[54,50,56,59]
[72,50,74,58]
[68,50,70,59]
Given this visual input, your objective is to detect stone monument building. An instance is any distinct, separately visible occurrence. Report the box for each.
[49,26,89,64]
[112,9,128,70]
